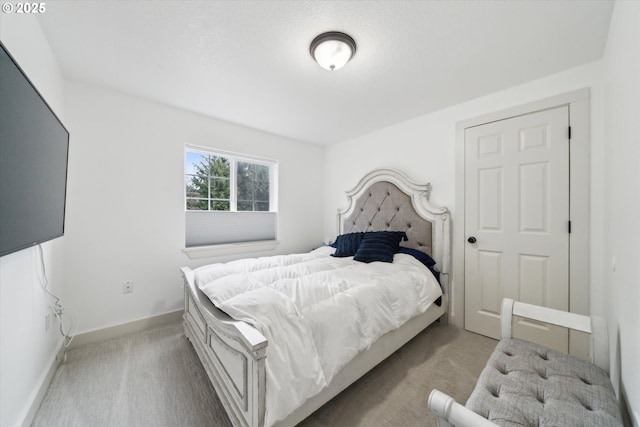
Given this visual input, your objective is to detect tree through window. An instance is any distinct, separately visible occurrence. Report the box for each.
[185,148,275,212]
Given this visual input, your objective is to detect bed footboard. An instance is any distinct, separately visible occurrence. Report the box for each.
[181,267,267,427]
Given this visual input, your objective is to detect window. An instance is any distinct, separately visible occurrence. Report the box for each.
[185,150,274,212]
[184,146,278,250]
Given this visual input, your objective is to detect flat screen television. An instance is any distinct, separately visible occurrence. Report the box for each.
[0,42,70,257]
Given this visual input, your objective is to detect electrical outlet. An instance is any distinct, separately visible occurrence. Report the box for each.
[123,280,134,294]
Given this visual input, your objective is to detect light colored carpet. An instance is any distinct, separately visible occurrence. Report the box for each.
[33,320,497,427]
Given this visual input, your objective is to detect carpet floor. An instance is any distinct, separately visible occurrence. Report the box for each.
[33,320,496,427]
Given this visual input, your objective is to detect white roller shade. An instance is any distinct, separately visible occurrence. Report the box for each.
[185,211,277,247]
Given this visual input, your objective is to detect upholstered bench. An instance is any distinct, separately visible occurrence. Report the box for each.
[428,299,623,427]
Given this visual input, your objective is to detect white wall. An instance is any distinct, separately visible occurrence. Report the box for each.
[63,81,325,334]
[2,2,636,424]
[323,2,639,418]
[324,60,605,325]
[602,0,640,421]
[0,15,67,427]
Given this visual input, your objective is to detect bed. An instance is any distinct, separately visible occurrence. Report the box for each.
[180,168,451,427]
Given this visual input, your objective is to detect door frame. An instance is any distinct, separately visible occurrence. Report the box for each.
[452,88,590,358]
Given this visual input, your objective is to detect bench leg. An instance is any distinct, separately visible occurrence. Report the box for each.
[428,389,498,427]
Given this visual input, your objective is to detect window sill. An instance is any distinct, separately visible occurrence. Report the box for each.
[183,240,280,259]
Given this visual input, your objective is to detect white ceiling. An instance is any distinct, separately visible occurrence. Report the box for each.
[36,1,614,145]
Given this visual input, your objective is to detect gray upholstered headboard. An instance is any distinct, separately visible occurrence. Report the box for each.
[337,169,450,279]
[341,180,433,255]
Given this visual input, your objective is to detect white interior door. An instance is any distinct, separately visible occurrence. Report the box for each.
[464,106,570,352]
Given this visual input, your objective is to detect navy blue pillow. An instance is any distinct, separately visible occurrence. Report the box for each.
[353,231,408,263]
[332,232,365,257]
[398,247,436,267]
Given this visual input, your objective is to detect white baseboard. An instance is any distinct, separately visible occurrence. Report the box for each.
[68,310,183,349]
[19,340,66,427]
[620,380,637,427]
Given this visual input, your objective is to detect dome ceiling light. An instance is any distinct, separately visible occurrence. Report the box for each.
[310,31,356,71]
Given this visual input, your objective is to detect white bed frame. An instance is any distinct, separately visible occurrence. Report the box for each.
[181,168,451,427]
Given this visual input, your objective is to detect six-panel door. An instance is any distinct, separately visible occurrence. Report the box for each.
[464,106,570,352]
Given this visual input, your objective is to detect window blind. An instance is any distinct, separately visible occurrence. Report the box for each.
[185,211,277,247]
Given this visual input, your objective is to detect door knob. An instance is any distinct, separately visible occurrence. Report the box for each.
[467,236,477,244]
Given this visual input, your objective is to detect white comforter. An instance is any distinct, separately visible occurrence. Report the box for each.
[194,246,442,426]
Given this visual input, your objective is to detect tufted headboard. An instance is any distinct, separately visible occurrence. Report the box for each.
[341,180,434,254]
[337,169,451,281]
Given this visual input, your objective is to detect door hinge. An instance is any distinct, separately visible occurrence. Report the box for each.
[568,221,572,233]
[568,126,572,140]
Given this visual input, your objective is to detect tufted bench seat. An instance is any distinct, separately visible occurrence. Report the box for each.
[465,338,621,426]
[428,299,623,427]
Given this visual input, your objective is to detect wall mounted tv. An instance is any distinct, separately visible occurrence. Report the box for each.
[0,42,69,257]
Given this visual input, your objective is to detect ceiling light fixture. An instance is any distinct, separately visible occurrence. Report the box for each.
[310,31,356,71]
